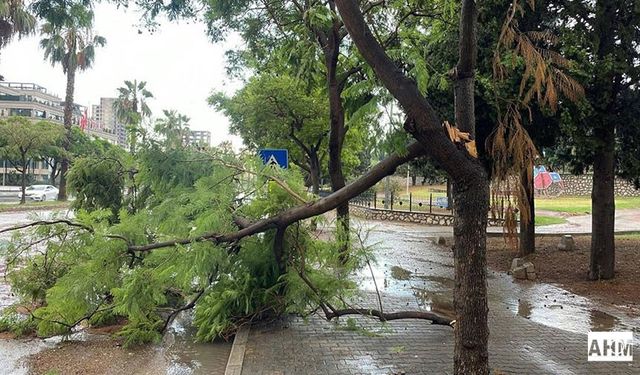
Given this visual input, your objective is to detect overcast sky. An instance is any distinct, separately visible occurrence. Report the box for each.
[0,2,243,147]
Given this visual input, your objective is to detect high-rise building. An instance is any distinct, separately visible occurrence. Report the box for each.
[90,97,127,147]
[184,130,211,147]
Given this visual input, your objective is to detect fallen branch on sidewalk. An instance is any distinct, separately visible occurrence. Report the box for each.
[325,308,455,326]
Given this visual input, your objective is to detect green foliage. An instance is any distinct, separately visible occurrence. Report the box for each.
[0,117,64,202]
[0,117,64,162]
[39,3,105,75]
[67,153,125,218]
[0,0,37,49]
[0,306,37,337]
[3,144,374,345]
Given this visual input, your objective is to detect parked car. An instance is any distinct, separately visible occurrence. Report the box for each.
[17,185,59,201]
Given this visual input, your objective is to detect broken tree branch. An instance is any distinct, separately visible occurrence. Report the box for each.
[325,308,454,326]
[128,142,425,253]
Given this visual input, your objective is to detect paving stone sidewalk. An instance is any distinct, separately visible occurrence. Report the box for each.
[240,221,640,375]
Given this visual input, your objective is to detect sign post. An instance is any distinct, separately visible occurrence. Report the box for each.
[258,149,289,169]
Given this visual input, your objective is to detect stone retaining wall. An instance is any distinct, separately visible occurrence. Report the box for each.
[350,205,506,227]
[539,174,640,197]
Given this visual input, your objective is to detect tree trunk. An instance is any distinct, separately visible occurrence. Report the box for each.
[384,175,391,209]
[452,171,490,375]
[20,155,27,205]
[589,0,617,280]
[58,66,76,201]
[411,174,417,186]
[323,18,349,260]
[334,0,489,373]
[309,150,321,196]
[590,123,615,280]
[519,167,535,256]
[451,2,488,372]
[49,159,58,186]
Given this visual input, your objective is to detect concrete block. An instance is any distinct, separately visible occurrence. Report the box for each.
[558,235,575,251]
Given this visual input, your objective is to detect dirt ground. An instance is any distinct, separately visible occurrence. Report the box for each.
[487,235,640,317]
[26,338,165,375]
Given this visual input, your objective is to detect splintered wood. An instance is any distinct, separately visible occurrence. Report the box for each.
[444,121,478,158]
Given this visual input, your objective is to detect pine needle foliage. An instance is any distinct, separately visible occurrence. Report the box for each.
[488,0,584,248]
[2,145,368,345]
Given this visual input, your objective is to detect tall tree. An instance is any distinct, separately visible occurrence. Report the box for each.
[0,0,36,80]
[211,74,330,194]
[154,109,190,149]
[587,0,639,280]
[0,117,64,203]
[548,0,640,279]
[113,79,154,154]
[40,5,105,200]
[334,0,492,372]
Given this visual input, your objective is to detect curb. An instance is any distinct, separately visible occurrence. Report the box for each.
[224,325,250,375]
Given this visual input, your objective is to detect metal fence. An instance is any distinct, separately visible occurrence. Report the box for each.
[350,191,513,220]
[350,191,453,214]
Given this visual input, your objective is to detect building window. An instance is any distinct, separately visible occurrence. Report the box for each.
[10,108,32,117]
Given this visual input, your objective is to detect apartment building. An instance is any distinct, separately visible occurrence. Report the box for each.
[184,130,211,147]
[0,82,119,184]
[0,81,65,123]
[91,97,127,147]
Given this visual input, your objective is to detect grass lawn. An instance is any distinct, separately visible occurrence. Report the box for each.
[616,232,640,240]
[0,200,70,213]
[535,215,567,226]
[535,196,640,214]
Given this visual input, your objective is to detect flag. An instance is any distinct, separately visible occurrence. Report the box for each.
[80,109,88,131]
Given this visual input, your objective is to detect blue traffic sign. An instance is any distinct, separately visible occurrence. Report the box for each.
[258,149,289,169]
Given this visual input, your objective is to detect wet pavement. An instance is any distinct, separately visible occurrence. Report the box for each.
[241,220,640,374]
[533,209,640,234]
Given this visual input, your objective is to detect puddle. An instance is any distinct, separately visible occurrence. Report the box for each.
[412,287,454,317]
[503,277,640,337]
[159,312,232,375]
[589,310,620,331]
[390,266,412,280]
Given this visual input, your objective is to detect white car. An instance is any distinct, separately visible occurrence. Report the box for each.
[18,185,59,201]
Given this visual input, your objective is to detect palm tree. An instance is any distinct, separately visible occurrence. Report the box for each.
[0,0,36,48]
[113,80,154,154]
[40,8,106,200]
[154,109,190,149]
[0,0,36,80]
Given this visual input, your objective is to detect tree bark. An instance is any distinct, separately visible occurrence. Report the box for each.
[58,65,76,201]
[590,123,615,279]
[589,0,617,280]
[273,226,287,275]
[20,154,27,205]
[451,1,489,372]
[308,149,321,195]
[323,10,350,261]
[452,171,490,375]
[519,167,535,256]
[49,159,58,186]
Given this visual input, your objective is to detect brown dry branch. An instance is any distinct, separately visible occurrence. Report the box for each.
[489,0,584,250]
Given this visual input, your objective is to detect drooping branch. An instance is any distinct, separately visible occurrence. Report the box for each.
[128,141,425,253]
[160,288,208,333]
[0,219,93,234]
